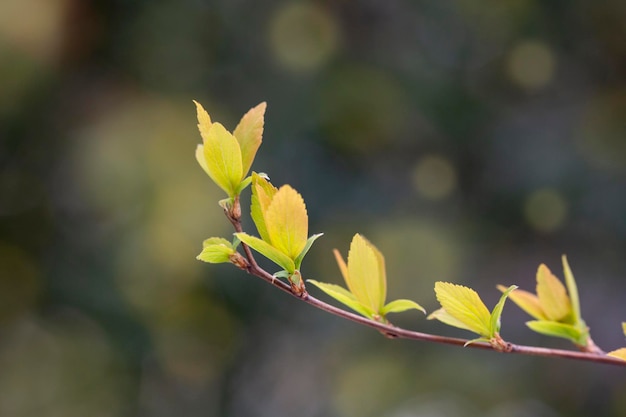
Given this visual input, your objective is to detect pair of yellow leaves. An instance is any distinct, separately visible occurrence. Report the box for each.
[194,100,265,198]
[309,234,425,323]
[497,256,589,346]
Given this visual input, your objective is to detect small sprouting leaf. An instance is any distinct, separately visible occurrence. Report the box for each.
[308,279,375,318]
[196,237,235,263]
[536,264,571,322]
[433,282,491,336]
[265,185,308,260]
[607,348,626,361]
[234,175,253,195]
[294,233,324,270]
[381,299,426,315]
[202,122,243,196]
[346,234,386,312]
[622,322,626,336]
[526,320,586,345]
[202,237,232,248]
[250,173,277,242]
[235,232,295,273]
[233,102,266,176]
[497,285,547,320]
[489,285,517,336]
[562,255,582,324]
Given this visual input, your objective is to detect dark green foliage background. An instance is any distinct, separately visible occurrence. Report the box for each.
[1,0,625,416]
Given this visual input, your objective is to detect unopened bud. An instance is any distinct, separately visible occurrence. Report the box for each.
[229,252,249,270]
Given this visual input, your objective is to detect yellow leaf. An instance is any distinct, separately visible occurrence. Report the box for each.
[622,322,626,336]
[233,102,266,176]
[202,122,243,196]
[607,348,626,361]
[265,185,308,260]
[498,284,547,320]
[250,173,277,242]
[434,282,491,336]
[536,264,571,322]
[346,234,385,312]
[193,100,213,139]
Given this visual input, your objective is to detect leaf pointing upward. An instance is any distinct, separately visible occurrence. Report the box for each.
[265,185,308,260]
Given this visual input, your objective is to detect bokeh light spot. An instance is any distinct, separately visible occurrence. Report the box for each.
[411,154,457,200]
[0,0,67,63]
[507,40,555,91]
[268,3,339,73]
[524,188,568,233]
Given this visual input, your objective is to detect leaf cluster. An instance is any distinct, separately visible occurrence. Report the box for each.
[192,100,625,365]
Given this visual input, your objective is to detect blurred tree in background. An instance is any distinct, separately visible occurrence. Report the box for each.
[1,0,625,416]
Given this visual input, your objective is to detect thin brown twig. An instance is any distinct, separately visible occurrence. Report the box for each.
[228,204,626,368]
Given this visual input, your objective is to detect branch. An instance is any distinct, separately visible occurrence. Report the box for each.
[226,206,626,368]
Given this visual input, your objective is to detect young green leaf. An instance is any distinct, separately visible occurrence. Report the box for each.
[489,285,518,335]
[265,185,308,260]
[235,232,295,273]
[196,237,235,263]
[432,282,491,336]
[233,102,266,176]
[562,255,582,325]
[381,299,426,315]
[526,320,586,345]
[294,233,324,270]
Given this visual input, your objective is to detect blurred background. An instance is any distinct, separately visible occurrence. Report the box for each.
[1,0,625,415]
